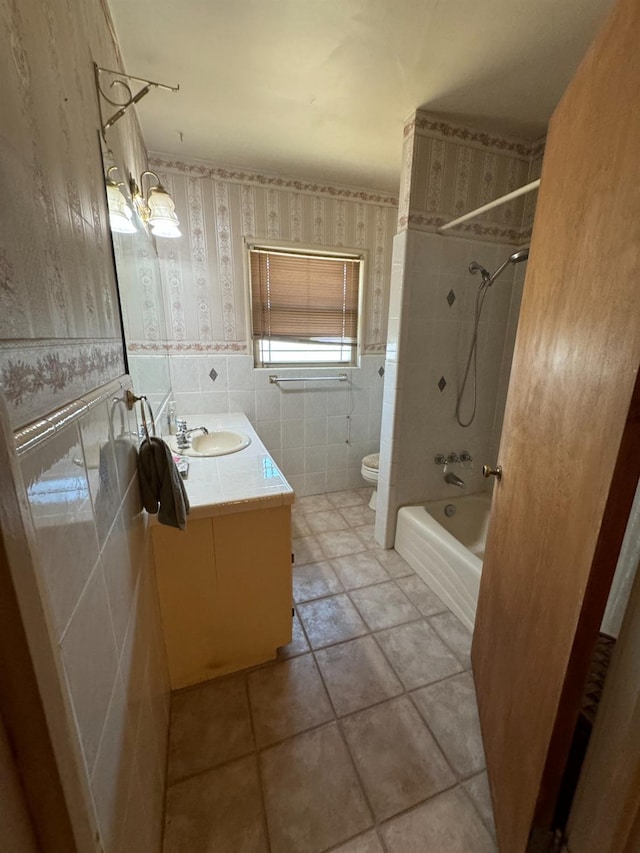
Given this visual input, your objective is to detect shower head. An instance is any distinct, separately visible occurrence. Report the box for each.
[469,246,530,287]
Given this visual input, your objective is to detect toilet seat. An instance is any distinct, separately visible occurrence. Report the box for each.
[361,453,379,477]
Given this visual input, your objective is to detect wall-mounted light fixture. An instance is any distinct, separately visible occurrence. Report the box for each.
[105,166,136,234]
[130,171,181,238]
[94,64,179,139]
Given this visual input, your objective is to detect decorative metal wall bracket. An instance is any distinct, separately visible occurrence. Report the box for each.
[94,64,179,138]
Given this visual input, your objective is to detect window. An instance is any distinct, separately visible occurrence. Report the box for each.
[248,244,363,367]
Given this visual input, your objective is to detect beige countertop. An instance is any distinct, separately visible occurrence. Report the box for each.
[157,412,294,521]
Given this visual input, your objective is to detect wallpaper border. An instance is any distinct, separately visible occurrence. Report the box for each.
[149,154,399,207]
[406,112,543,160]
[128,340,388,355]
[128,341,248,353]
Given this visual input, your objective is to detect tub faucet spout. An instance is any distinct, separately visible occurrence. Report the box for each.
[444,471,465,488]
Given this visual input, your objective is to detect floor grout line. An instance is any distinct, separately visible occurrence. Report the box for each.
[333,715,377,837]
[163,488,494,851]
[165,745,257,789]
[164,658,480,789]
[458,776,498,841]
[165,622,473,784]
[243,673,273,853]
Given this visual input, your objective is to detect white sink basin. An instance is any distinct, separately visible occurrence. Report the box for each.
[170,430,251,457]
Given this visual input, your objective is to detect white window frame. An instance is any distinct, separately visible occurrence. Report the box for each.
[244,238,366,370]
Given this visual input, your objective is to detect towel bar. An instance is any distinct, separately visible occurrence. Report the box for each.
[269,373,348,384]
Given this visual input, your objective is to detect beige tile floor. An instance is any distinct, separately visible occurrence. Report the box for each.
[163,489,497,853]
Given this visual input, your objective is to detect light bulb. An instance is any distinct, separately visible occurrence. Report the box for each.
[106,180,136,234]
[147,185,181,238]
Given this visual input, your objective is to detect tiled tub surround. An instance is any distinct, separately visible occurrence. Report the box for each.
[373,108,537,547]
[129,355,385,496]
[163,489,496,852]
[150,413,295,688]
[11,378,169,851]
[375,229,526,548]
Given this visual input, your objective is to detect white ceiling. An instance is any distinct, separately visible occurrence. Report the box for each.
[109,0,612,193]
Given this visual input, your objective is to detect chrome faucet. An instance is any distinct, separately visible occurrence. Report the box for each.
[176,422,209,450]
[444,471,465,488]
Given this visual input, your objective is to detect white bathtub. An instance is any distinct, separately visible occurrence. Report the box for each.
[394,493,492,632]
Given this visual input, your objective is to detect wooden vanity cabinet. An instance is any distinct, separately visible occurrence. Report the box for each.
[151,504,292,689]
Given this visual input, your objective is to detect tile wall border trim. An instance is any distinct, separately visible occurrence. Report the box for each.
[0,339,125,426]
[14,375,131,457]
[148,154,399,207]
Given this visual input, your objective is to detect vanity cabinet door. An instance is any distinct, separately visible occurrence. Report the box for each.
[212,505,293,670]
[152,518,218,689]
[152,506,293,689]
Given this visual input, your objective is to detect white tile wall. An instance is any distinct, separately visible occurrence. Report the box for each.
[3,0,171,844]
[19,384,169,852]
[376,231,525,547]
[134,354,386,497]
[24,428,100,640]
[61,561,121,773]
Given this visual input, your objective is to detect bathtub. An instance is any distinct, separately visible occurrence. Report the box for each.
[394,493,492,632]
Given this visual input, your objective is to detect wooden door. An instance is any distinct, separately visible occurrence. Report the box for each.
[471,0,640,849]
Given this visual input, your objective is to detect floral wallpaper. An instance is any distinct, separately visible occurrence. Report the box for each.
[131,115,544,360]
[131,155,400,355]
[398,110,545,243]
[0,0,147,427]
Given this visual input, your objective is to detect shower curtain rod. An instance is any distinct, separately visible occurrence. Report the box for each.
[438,178,541,233]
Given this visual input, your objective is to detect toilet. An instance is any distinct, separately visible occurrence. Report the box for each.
[361,452,380,510]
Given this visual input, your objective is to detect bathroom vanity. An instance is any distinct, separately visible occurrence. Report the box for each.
[149,413,294,689]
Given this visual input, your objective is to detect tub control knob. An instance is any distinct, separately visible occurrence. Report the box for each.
[482,464,502,482]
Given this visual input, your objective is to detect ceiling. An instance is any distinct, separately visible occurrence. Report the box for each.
[109,0,612,193]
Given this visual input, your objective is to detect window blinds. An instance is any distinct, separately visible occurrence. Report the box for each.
[249,248,361,348]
